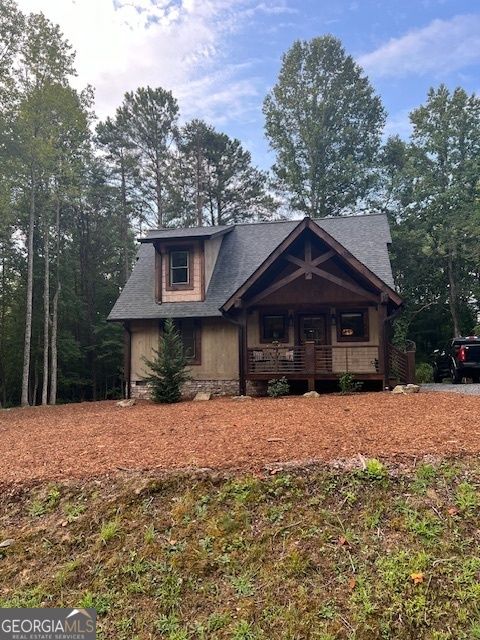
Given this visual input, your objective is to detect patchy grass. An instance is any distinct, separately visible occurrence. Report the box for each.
[1,460,480,639]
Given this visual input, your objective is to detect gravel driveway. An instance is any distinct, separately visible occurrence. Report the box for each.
[422,383,480,396]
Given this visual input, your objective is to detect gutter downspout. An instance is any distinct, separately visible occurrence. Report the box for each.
[123,322,132,399]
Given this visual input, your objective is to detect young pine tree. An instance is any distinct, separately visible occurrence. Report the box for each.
[142,318,190,403]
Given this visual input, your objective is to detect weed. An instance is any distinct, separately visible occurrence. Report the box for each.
[405,509,443,540]
[362,458,387,481]
[78,591,112,615]
[412,463,437,493]
[231,619,258,640]
[99,519,120,544]
[455,482,479,514]
[47,486,61,506]
[144,523,155,543]
[63,502,86,523]
[338,372,363,394]
[230,574,255,597]
[55,559,81,587]
[28,499,46,517]
[206,611,231,632]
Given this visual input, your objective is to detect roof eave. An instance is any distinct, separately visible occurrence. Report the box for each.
[221,217,403,312]
[137,226,233,244]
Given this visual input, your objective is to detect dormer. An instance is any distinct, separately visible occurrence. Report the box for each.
[138,226,233,304]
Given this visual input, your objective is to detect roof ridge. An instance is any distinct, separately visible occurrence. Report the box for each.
[144,213,388,234]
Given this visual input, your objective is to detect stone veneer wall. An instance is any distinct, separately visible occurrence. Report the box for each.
[130,378,266,399]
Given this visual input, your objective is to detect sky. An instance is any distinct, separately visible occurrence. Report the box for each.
[15,0,480,170]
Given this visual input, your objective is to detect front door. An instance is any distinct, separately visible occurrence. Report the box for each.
[299,315,328,345]
[299,314,330,372]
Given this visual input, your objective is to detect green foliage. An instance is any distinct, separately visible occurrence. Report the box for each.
[267,376,289,398]
[338,372,363,394]
[363,458,387,481]
[263,35,385,217]
[455,482,479,515]
[99,519,120,544]
[5,462,480,638]
[169,119,279,227]
[386,85,480,344]
[415,363,434,383]
[142,319,190,404]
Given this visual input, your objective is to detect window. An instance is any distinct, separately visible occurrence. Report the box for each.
[337,310,368,341]
[177,319,201,364]
[261,314,287,342]
[170,250,190,286]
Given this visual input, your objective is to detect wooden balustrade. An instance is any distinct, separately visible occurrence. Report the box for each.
[247,344,381,377]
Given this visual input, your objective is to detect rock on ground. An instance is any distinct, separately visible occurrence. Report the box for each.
[303,391,320,398]
[193,392,211,401]
[392,384,420,394]
[116,399,136,407]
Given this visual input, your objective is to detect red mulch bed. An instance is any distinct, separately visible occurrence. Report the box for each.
[1,392,480,485]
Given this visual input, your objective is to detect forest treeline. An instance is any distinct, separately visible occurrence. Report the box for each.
[0,2,478,406]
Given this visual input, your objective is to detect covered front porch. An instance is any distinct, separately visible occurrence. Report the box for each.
[220,217,413,393]
[243,307,412,390]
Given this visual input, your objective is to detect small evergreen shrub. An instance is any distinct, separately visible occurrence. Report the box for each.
[142,318,190,403]
[338,372,362,394]
[415,363,433,383]
[267,376,290,398]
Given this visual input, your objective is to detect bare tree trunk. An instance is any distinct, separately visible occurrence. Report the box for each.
[120,158,129,283]
[41,216,50,405]
[155,152,163,228]
[447,249,461,337]
[21,171,35,406]
[32,355,39,406]
[0,251,6,407]
[195,144,203,226]
[49,197,60,405]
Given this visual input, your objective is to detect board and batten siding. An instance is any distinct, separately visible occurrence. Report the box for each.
[130,320,160,381]
[190,318,239,380]
[129,318,239,384]
[161,242,204,303]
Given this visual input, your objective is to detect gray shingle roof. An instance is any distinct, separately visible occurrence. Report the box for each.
[140,225,232,241]
[108,214,396,321]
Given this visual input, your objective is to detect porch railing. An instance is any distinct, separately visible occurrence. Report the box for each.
[247,344,380,376]
[388,343,416,384]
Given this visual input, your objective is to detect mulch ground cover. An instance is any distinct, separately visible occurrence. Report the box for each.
[1,391,480,485]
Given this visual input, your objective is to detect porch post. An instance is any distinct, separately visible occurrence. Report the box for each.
[406,351,416,384]
[305,340,316,391]
[378,300,389,389]
[238,309,247,396]
[123,322,132,399]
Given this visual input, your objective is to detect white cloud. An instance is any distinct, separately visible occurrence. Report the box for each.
[383,108,412,140]
[358,14,480,78]
[15,0,276,125]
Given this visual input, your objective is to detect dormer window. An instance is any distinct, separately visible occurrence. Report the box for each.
[169,249,191,287]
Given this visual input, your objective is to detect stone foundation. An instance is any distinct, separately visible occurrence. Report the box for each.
[130,382,151,399]
[130,379,241,400]
[181,379,240,399]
